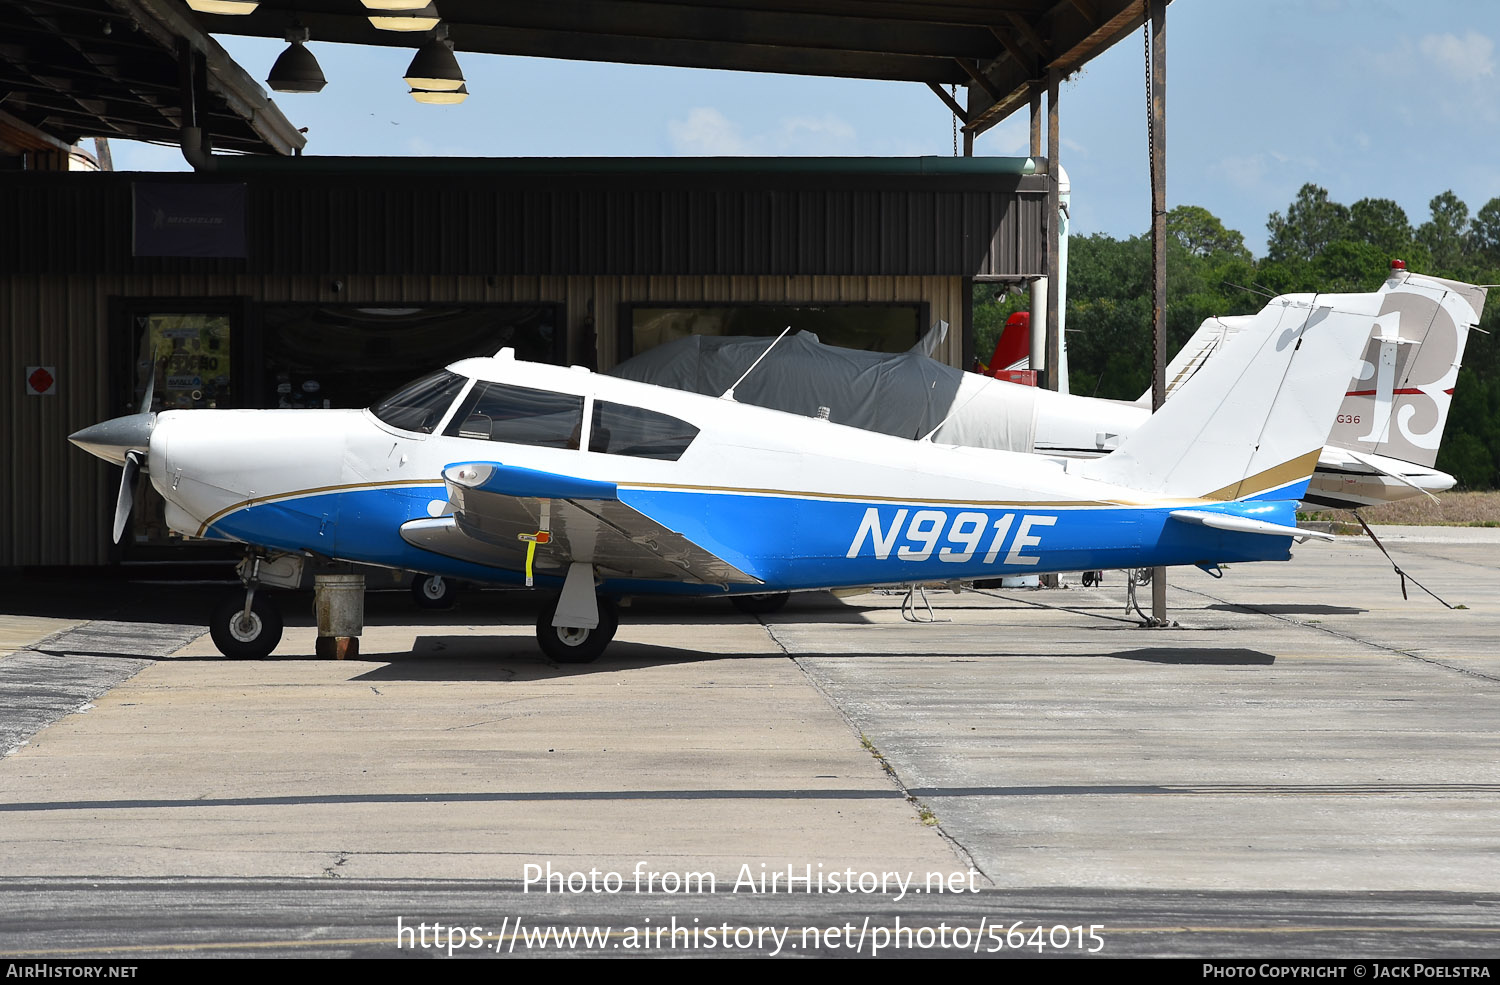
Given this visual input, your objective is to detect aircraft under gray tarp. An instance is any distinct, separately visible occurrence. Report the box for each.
[614,263,1485,510]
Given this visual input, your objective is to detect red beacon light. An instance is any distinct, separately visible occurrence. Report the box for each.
[1390,258,1407,271]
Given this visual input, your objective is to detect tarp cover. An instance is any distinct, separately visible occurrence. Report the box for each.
[609,331,1038,453]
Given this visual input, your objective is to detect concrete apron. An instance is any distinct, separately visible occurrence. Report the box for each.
[0,616,964,884]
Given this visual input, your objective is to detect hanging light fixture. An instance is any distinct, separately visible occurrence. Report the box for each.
[266,27,326,93]
[186,0,259,13]
[404,24,465,91]
[368,2,440,31]
[411,84,468,105]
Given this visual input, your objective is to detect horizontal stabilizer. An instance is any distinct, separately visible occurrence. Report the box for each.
[1341,449,1441,504]
[1169,509,1334,542]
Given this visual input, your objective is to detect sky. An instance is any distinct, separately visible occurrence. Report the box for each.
[110,0,1500,256]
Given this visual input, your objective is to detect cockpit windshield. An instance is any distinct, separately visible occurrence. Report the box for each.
[369,370,467,434]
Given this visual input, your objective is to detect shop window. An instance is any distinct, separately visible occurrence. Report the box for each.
[134,312,233,411]
[259,304,562,411]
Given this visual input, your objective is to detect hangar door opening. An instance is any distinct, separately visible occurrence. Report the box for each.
[620,303,928,360]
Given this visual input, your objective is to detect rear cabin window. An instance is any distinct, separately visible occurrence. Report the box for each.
[589,401,698,461]
[369,370,467,434]
[444,381,584,449]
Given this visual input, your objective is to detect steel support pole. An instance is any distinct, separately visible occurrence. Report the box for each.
[1029,85,1044,376]
[1045,68,1061,393]
[1029,86,1042,158]
[1042,69,1063,589]
[1149,0,1168,624]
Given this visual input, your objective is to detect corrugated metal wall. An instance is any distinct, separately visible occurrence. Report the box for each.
[2,273,963,567]
[1,170,1046,279]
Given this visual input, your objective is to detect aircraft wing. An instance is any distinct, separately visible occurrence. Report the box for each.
[399,461,762,587]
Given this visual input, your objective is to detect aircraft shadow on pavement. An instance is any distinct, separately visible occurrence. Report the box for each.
[1107,647,1276,665]
[344,637,789,681]
[1206,603,1367,616]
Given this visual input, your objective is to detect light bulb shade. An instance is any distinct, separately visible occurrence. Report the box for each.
[411,84,468,104]
[360,0,432,8]
[403,40,464,90]
[369,14,441,31]
[186,0,259,13]
[267,41,327,93]
[368,4,440,30]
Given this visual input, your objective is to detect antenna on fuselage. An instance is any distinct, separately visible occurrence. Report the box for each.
[719,326,791,401]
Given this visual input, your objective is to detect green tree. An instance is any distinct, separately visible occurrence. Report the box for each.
[1348,197,1415,257]
[1417,190,1470,271]
[1266,183,1351,262]
[1167,205,1251,260]
[1469,197,1500,265]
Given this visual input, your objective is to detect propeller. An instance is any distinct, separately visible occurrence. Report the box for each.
[138,356,156,416]
[69,352,160,544]
[113,449,145,543]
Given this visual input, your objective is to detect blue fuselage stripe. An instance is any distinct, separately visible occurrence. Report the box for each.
[207,484,1302,595]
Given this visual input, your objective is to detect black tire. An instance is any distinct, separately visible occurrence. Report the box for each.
[210,592,283,659]
[730,592,791,615]
[411,574,457,609]
[535,594,618,664]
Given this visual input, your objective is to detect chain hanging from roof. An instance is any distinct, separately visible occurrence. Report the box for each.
[952,84,959,156]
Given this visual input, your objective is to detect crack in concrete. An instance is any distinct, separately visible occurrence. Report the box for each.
[761,618,993,884]
[323,852,351,879]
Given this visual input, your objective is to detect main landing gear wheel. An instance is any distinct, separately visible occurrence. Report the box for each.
[210,592,283,659]
[411,574,458,609]
[535,594,618,664]
[730,592,790,615]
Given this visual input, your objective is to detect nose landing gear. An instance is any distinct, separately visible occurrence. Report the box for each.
[208,552,288,659]
[210,584,284,659]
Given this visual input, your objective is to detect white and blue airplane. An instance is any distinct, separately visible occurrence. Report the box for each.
[70,285,1391,662]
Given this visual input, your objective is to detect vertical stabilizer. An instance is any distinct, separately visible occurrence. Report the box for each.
[1136,314,1255,406]
[1327,270,1487,468]
[1076,292,1383,500]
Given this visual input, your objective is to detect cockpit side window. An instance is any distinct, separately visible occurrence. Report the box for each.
[444,381,584,449]
[370,370,467,434]
[589,401,699,461]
